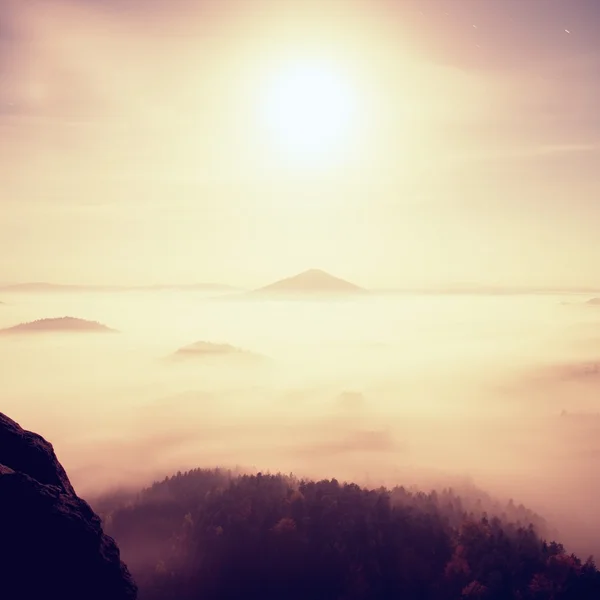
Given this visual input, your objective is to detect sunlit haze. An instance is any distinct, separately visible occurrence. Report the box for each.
[3,0,600,580]
[2,0,600,287]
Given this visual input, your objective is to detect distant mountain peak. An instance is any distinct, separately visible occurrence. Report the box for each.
[257,269,365,294]
[301,268,333,277]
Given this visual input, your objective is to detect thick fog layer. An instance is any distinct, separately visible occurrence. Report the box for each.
[2,291,600,557]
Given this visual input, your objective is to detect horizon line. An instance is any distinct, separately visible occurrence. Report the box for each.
[1,281,600,296]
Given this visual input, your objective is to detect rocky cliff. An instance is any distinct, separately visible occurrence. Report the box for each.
[0,412,137,600]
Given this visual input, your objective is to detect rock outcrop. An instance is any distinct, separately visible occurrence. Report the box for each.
[0,412,137,600]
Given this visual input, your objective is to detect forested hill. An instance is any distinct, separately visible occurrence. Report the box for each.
[97,468,600,599]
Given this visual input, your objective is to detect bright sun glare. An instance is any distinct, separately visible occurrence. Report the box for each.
[261,61,359,164]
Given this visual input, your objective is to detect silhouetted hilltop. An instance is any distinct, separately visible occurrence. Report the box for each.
[587,297,600,305]
[96,468,600,600]
[170,341,265,361]
[256,269,366,295]
[0,412,137,600]
[0,282,93,293]
[0,316,117,334]
[0,282,238,293]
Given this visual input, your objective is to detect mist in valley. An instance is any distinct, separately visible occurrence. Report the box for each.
[2,289,600,558]
[3,1,600,597]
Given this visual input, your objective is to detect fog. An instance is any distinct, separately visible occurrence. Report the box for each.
[2,291,600,557]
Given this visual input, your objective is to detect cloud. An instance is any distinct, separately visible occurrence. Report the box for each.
[447,141,600,166]
[537,143,600,155]
[1,1,166,122]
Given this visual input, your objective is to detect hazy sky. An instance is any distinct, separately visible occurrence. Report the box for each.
[1,0,599,288]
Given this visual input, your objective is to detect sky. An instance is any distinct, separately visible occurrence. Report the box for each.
[1,0,599,289]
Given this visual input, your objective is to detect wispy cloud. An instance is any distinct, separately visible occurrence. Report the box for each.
[448,141,600,166]
[537,142,600,155]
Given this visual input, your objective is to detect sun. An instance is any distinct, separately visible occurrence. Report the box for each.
[259,60,360,165]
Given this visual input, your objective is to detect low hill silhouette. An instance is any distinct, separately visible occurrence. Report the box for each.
[255,269,365,295]
[0,412,137,599]
[0,282,238,293]
[169,340,265,362]
[587,297,600,305]
[0,316,117,335]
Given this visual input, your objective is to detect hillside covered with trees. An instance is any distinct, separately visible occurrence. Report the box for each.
[97,469,600,599]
